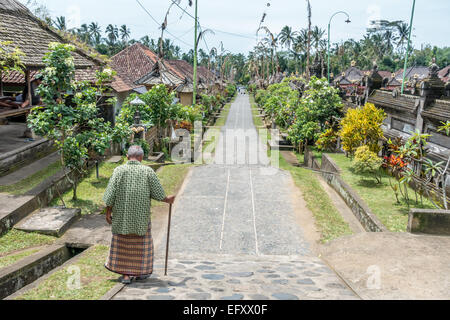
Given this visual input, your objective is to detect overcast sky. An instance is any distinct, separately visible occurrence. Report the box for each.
[21,0,450,55]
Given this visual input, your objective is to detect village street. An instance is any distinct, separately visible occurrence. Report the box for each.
[113,95,358,300]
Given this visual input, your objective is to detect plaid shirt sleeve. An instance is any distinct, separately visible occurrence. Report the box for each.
[103,168,119,207]
[149,171,166,202]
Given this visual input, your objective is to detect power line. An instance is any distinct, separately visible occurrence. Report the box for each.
[135,0,193,48]
[169,0,258,41]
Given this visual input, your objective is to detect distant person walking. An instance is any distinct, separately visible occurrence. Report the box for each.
[103,145,175,284]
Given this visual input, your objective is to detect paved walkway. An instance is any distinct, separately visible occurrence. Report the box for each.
[114,94,358,300]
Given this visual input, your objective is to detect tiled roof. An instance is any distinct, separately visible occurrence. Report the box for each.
[0,0,101,69]
[110,43,159,92]
[368,89,418,113]
[395,66,429,81]
[197,66,216,83]
[167,60,194,82]
[439,66,450,83]
[1,67,99,85]
[422,99,450,122]
[378,71,392,79]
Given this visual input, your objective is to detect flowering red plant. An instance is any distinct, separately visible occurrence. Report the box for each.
[383,154,408,173]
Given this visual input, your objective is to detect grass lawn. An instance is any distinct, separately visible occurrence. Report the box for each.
[0,230,56,256]
[278,154,353,243]
[213,102,231,128]
[0,161,62,195]
[50,162,121,215]
[0,247,41,269]
[327,153,435,232]
[152,163,193,208]
[250,96,265,128]
[202,102,232,155]
[16,245,117,300]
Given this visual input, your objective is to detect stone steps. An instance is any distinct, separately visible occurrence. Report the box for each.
[0,152,60,187]
[0,168,74,236]
[15,207,81,238]
[112,252,358,300]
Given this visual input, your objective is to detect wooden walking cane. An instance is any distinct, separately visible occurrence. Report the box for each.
[164,203,173,276]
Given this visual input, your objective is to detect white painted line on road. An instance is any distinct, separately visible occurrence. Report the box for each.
[249,169,260,256]
[219,169,231,250]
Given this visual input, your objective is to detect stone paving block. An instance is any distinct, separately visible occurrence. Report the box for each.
[15,207,81,237]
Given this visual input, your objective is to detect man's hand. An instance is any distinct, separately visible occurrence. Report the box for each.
[105,207,113,225]
[163,195,176,205]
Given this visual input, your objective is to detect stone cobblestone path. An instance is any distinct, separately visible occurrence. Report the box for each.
[113,94,359,300]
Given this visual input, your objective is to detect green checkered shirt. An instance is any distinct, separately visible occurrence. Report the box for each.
[103,160,166,236]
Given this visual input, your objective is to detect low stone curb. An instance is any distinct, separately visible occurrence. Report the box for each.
[101,283,125,300]
[0,244,70,300]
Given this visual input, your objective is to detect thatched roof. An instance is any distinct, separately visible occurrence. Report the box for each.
[0,0,102,69]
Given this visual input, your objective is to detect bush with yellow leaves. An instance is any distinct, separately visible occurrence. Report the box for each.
[353,145,383,184]
[339,103,386,155]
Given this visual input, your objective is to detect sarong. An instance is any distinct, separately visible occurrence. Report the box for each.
[105,223,153,276]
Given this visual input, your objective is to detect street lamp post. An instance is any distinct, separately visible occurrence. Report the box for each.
[401,0,416,94]
[327,11,351,83]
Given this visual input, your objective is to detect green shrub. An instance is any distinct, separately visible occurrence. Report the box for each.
[353,146,383,184]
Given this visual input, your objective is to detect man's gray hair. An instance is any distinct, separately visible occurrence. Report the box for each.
[127,145,144,158]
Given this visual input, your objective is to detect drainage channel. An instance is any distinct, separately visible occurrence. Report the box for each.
[0,244,88,300]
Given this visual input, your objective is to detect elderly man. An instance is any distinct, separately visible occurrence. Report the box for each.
[103,145,175,284]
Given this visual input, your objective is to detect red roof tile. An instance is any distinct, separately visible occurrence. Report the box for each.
[110,43,159,92]
[439,65,450,83]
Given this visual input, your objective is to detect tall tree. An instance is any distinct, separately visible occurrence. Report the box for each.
[89,22,102,45]
[120,25,131,44]
[305,0,312,79]
[54,16,67,31]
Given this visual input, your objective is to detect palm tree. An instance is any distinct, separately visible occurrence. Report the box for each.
[106,24,118,45]
[120,25,131,44]
[311,26,325,54]
[140,35,151,48]
[279,26,298,50]
[54,16,67,31]
[89,22,102,45]
[77,24,91,44]
[293,29,308,74]
[395,22,410,54]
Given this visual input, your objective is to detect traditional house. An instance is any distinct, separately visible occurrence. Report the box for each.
[109,43,161,114]
[198,66,220,93]
[366,61,449,171]
[333,63,368,101]
[0,0,110,175]
[0,0,105,116]
[110,44,214,107]
[386,66,429,91]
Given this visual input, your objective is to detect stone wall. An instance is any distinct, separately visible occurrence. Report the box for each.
[320,154,388,232]
[304,147,320,170]
[145,126,158,153]
[408,209,450,236]
[0,245,71,299]
[0,139,55,177]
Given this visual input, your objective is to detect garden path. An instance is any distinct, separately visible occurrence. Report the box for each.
[114,94,358,300]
